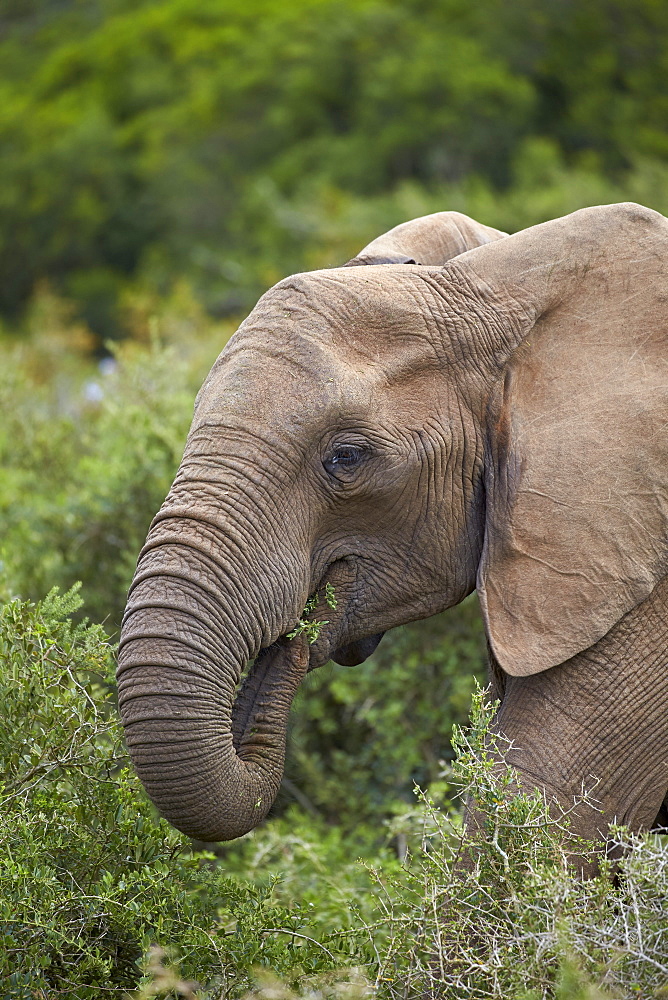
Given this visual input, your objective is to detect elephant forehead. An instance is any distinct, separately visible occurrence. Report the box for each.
[230,267,437,361]
[192,341,389,448]
[193,268,444,426]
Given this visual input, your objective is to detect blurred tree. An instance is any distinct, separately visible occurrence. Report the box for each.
[14,0,668,334]
[1,0,668,339]
[491,0,668,167]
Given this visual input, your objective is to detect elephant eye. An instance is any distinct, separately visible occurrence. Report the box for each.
[323,444,366,477]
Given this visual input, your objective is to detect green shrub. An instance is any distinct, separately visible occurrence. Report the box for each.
[0,586,372,997]
[2,587,667,999]
[0,325,225,629]
[149,687,668,1000]
[3,0,668,327]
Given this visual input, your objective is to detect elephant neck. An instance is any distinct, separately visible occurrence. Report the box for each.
[494,573,668,839]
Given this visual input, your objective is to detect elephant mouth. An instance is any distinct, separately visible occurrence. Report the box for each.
[332,633,384,665]
[230,560,384,752]
[290,558,385,668]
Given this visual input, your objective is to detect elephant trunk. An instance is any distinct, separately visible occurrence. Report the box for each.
[117,508,308,842]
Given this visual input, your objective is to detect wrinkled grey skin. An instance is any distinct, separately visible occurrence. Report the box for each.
[118,204,668,849]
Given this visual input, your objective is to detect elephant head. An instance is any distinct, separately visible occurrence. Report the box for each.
[118,203,668,843]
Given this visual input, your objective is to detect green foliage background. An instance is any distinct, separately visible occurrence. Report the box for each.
[2,0,668,339]
[1,0,668,994]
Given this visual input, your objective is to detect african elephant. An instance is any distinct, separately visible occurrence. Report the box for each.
[118,203,668,849]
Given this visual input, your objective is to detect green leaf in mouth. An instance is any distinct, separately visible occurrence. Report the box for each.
[287,585,337,644]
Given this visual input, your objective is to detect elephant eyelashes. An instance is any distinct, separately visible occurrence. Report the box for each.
[323,444,366,478]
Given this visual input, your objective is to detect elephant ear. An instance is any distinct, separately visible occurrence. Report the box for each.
[465,203,668,676]
[345,211,506,266]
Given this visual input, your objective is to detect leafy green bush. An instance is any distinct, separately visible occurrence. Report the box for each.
[154,688,668,1000]
[2,587,667,999]
[0,587,372,997]
[0,322,226,629]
